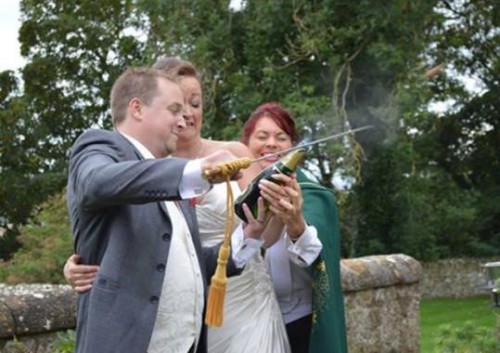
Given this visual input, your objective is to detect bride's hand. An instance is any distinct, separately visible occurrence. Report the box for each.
[64,254,99,293]
[241,196,269,240]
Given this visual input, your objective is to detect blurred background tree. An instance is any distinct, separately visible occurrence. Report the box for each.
[0,193,71,283]
[0,0,498,282]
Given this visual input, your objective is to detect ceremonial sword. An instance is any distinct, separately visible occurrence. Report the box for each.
[251,125,373,164]
[203,125,373,182]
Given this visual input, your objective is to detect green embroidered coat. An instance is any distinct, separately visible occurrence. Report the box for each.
[296,169,348,353]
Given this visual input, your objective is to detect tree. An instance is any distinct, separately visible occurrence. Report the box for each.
[0,192,72,284]
[2,0,498,264]
[413,0,500,256]
[0,70,66,258]
[0,0,147,258]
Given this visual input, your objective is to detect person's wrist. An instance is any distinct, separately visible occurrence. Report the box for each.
[242,224,262,240]
[289,233,300,242]
[287,218,306,241]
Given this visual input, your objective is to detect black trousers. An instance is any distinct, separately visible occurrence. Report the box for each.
[286,314,313,353]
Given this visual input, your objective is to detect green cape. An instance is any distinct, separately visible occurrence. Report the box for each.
[297,169,348,353]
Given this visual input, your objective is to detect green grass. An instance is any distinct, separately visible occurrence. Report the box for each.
[420,295,497,353]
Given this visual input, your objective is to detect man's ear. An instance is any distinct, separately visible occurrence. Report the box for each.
[129,98,142,120]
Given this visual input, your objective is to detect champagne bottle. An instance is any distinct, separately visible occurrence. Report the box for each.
[234,147,307,223]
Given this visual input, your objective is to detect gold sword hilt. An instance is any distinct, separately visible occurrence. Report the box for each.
[202,157,252,183]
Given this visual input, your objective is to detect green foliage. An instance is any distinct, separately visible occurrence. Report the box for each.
[354,141,484,260]
[0,0,146,259]
[52,330,76,353]
[1,331,76,353]
[343,0,500,260]
[5,337,31,353]
[415,0,500,259]
[420,296,497,353]
[0,69,67,258]
[434,322,496,353]
[0,193,72,284]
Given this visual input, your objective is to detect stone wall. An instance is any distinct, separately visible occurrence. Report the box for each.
[342,254,421,353]
[0,254,422,353]
[0,284,76,353]
[420,257,500,299]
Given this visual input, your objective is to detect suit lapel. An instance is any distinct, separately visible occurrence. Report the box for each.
[114,130,170,217]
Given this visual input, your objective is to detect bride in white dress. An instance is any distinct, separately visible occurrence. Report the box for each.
[159,56,290,353]
[196,182,290,353]
[158,56,291,352]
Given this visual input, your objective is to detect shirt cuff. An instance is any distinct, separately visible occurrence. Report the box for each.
[285,225,322,267]
[231,224,264,268]
[179,160,212,198]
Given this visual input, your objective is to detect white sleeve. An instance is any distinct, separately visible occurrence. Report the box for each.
[284,225,322,267]
[179,160,212,198]
[230,224,264,268]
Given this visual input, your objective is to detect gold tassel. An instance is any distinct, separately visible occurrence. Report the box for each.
[202,158,251,183]
[205,175,235,327]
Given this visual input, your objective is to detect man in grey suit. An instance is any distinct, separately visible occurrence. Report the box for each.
[67,67,264,353]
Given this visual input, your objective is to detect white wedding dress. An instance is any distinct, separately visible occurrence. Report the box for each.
[196,182,291,353]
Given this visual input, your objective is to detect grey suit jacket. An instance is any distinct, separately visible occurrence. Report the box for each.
[67,129,237,353]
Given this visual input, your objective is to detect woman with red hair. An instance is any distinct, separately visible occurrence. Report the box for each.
[242,102,348,353]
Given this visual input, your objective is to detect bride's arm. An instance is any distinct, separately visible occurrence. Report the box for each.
[261,216,284,248]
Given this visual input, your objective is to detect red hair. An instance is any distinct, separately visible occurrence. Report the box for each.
[241,102,298,145]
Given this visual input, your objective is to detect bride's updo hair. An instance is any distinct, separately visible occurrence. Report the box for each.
[153,56,202,83]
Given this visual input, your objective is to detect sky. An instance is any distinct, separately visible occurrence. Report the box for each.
[0,0,25,72]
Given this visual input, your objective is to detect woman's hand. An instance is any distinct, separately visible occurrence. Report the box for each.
[241,196,270,240]
[259,173,306,240]
[63,254,99,293]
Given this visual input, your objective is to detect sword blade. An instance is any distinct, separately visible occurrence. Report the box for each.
[252,125,372,164]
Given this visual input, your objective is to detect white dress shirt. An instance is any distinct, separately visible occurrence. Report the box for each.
[266,225,322,324]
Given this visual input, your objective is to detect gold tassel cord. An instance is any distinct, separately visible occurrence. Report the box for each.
[205,174,235,327]
[202,158,252,183]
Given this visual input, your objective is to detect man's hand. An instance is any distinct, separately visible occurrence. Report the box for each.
[201,150,244,184]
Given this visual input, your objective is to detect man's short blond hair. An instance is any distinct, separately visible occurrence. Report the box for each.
[110,68,173,126]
